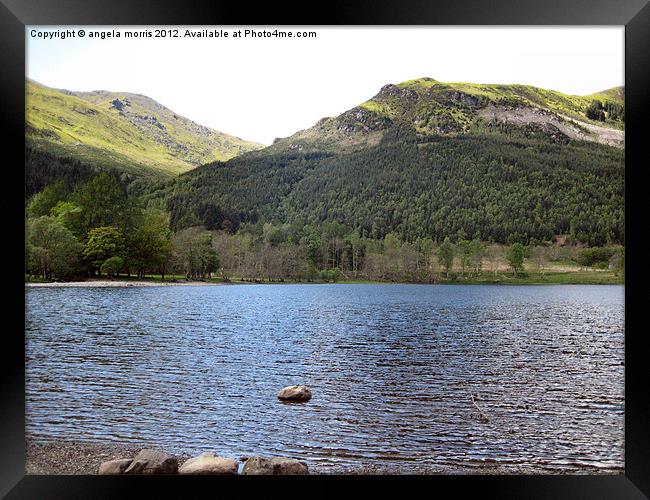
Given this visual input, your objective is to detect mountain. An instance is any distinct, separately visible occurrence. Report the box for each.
[25,80,264,177]
[152,78,624,246]
[266,78,624,153]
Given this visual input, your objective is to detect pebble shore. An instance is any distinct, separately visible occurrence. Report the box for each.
[25,440,623,475]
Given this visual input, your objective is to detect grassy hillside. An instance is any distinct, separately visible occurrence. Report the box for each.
[26,80,264,177]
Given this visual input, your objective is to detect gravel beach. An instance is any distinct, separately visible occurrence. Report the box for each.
[25,440,623,475]
[26,440,193,475]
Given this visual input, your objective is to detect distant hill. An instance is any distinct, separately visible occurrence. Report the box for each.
[589,86,625,103]
[152,78,624,246]
[25,80,264,177]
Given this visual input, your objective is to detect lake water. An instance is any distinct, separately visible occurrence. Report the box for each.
[25,284,624,473]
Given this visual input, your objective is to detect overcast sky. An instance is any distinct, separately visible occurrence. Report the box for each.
[27,27,624,145]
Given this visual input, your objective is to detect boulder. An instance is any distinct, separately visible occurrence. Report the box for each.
[98,458,132,475]
[124,449,178,474]
[270,457,309,475]
[241,456,274,475]
[277,385,312,402]
[178,452,238,475]
[242,456,309,475]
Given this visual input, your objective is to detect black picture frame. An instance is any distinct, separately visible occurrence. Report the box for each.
[1,0,648,497]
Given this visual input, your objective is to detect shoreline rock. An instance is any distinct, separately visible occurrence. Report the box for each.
[98,458,132,475]
[26,439,623,475]
[178,452,238,475]
[242,456,309,475]
[124,449,179,474]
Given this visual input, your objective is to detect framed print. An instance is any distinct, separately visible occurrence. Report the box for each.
[1,0,648,497]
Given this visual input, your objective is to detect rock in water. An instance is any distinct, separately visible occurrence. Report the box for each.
[98,458,132,475]
[242,456,309,475]
[277,385,312,402]
[124,449,178,474]
[178,452,238,475]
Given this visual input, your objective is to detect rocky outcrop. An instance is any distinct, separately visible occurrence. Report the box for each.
[277,385,312,402]
[478,104,624,148]
[98,458,132,475]
[315,117,332,128]
[444,90,482,108]
[178,452,238,475]
[124,449,179,474]
[242,456,309,475]
[110,98,130,111]
[336,108,393,135]
[378,83,420,101]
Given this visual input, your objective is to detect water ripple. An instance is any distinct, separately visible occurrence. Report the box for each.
[25,284,624,472]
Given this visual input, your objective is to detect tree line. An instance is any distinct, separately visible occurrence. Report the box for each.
[25,171,625,283]
[207,222,623,283]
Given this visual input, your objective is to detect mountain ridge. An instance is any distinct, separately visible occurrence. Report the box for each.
[26,79,264,177]
[26,76,625,247]
[265,78,624,154]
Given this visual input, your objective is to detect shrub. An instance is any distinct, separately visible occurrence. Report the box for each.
[320,268,341,282]
[101,256,124,278]
[577,247,616,268]
[506,243,525,275]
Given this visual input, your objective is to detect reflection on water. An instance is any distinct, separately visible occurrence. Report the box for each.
[25,284,624,473]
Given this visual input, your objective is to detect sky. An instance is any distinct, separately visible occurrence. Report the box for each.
[27,26,624,145]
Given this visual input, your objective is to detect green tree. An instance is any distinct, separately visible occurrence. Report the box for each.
[529,245,548,274]
[125,209,173,278]
[437,237,455,277]
[586,100,605,121]
[344,231,366,275]
[577,247,616,268]
[300,225,322,269]
[263,223,288,247]
[469,238,486,275]
[506,242,525,275]
[100,256,124,279]
[609,249,624,277]
[83,226,125,274]
[200,248,220,277]
[26,181,69,218]
[50,200,82,229]
[26,216,83,279]
[322,221,348,269]
[70,173,128,238]
[457,239,472,276]
[171,227,220,279]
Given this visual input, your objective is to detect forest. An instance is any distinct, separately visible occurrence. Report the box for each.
[136,122,624,248]
[25,170,624,284]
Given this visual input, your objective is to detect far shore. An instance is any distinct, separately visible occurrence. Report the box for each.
[25,270,624,288]
[25,279,229,288]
